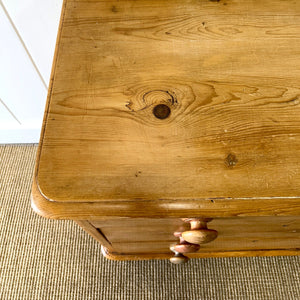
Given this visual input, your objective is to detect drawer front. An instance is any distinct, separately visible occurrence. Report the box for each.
[90,216,300,254]
[91,218,189,243]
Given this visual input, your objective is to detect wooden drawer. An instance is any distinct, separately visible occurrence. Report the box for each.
[87,216,300,256]
[90,218,189,243]
[32,0,300,264]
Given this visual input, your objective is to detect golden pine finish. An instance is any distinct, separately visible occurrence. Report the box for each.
[34,0,300,215]
[90,216,300,253]
[31,0,300,260]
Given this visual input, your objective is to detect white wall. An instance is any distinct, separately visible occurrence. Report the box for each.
[0,0,63,143]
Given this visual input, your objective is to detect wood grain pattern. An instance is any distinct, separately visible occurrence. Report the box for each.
[33,0,300,214]
[29,0,300,262]
[75,220,113,251]
[32,169,300,219]
[101,246,300,261]
[31,0,300,226]
[90,216,300,254]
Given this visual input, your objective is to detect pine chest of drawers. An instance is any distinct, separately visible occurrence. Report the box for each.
[31,0,300,263]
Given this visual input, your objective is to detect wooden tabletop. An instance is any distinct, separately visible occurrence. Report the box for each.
[32,0,300,219]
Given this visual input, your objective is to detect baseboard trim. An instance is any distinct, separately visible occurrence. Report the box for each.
[0,127,41,143]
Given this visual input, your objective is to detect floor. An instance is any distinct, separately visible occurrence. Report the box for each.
[0,144,299,299]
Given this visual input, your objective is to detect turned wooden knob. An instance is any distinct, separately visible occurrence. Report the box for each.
[174,243,200,253]
[182,229,218,244]
[169,252,189,264]
[181,218,218,245]
[173,232,200,253]
[169,245,189,264]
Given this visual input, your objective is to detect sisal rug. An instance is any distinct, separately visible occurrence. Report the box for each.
[0,145,299,299]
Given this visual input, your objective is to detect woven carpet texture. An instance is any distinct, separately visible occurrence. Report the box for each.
[0,145,299,299]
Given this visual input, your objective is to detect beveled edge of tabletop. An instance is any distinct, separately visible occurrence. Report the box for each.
[31,174,300,220]
[30,0,300,220]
